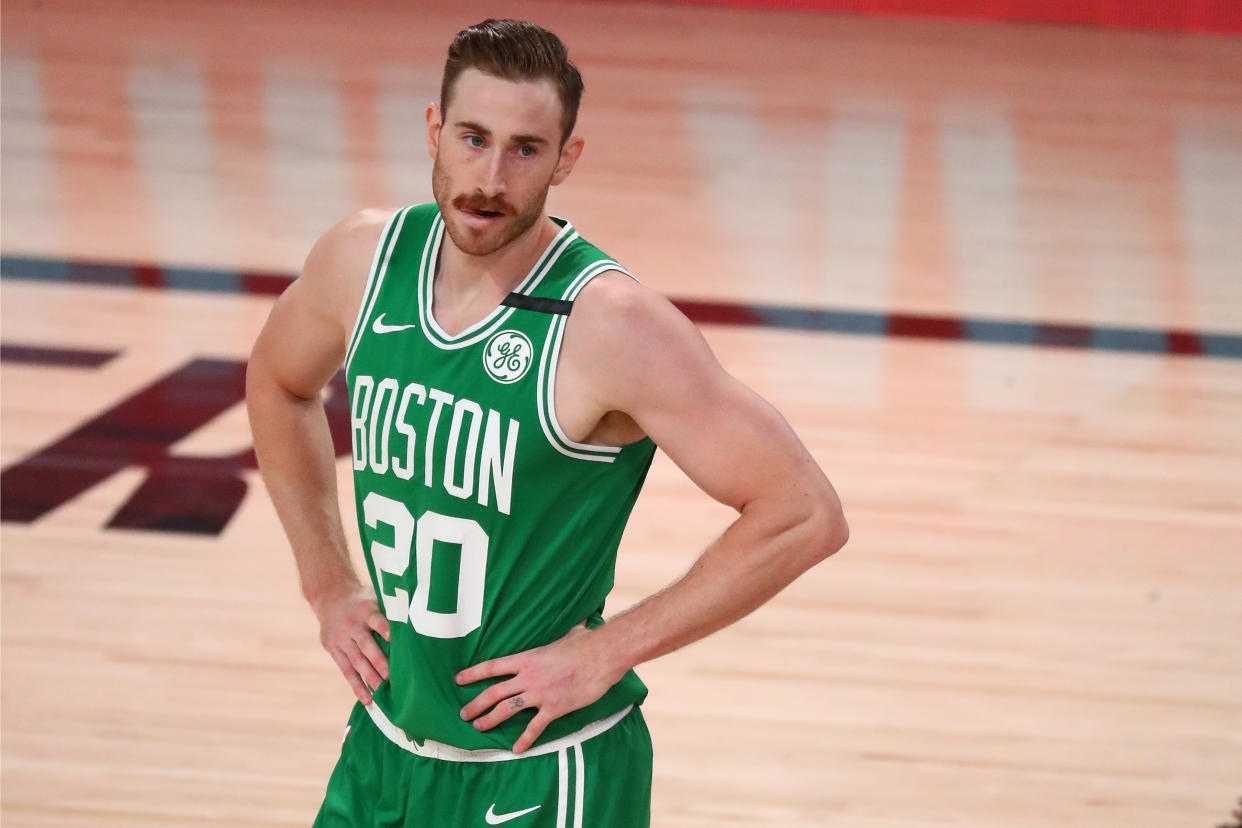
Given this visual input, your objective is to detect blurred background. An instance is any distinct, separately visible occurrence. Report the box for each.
[2,1,1240,826]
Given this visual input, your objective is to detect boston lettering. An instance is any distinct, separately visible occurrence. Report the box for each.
[350,375,518,516]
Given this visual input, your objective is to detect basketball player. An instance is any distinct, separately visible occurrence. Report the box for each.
[246,19,848,827]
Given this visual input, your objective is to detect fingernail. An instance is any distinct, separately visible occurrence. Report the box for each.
[459,708,468,720]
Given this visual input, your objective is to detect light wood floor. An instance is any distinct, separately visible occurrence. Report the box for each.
[2,2,1240,826]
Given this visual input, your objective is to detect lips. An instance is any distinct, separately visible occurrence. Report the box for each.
[456,197,509,220]
[456,203,509,231]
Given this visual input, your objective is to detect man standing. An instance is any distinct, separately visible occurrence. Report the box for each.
[247,18,848,827]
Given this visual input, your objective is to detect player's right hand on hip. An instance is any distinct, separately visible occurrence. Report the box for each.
[310,583,390,704]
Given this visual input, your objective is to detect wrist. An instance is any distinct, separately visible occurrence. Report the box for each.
[302,572,361,612]
[586,620,640,682]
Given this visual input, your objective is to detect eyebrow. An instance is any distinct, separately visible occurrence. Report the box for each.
[455,121,550,145]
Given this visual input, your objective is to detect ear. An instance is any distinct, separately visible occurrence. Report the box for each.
[550,136,584,186]
[426,103,442,161]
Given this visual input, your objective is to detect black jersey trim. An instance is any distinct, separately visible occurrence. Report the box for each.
[502,293,574,315]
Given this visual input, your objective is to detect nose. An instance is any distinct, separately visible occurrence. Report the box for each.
[480,152,506,199]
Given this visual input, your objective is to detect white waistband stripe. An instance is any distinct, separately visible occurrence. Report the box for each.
[363,703,631,763]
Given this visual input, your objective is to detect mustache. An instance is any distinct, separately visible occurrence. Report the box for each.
[454,193,512,215]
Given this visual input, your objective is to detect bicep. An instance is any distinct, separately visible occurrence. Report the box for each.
[249,209,390,399]
[587,284,828,514]
[250,278,348,400]
[636,334,821,514]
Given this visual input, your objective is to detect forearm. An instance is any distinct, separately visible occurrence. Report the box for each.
[246,360,359,604]
[596,498,846,676]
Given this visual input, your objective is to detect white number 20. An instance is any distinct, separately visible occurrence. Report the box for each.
[362,491,488,639]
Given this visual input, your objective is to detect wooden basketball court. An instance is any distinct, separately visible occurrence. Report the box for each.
[2,2,1240,826]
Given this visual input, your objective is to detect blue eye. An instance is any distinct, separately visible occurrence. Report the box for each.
[466,135,483,148]
[518,145,535,157]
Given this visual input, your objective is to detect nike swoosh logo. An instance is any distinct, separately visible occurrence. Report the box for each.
[372,313,418,334]
[485,803,541,825]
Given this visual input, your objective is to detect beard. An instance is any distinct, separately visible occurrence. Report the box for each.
[432,155,551,258]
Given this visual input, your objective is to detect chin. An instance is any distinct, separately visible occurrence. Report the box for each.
[445,212,539,258]
[446,224,508,257]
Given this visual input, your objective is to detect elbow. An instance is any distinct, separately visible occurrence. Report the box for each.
[243,351,272,421]
[807,497,848,566]
[828,508,849,556]
[244,344,268,401]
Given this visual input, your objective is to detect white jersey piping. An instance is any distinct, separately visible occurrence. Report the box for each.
[345,207,408,372]
[535,261,637,462]
[556,749,570,828]
[417,215,578,350]
[572,742,586,828]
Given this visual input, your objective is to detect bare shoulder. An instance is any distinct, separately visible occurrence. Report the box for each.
[570,271,702,356]
[564,270,724,411]
[299,207,399,331]
[565,272,835,520]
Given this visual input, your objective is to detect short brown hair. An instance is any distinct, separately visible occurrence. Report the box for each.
[440,19,584,146]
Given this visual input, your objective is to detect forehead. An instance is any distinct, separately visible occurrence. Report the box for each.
[446,68,563,139]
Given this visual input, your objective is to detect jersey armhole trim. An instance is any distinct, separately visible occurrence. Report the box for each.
[535,261,636,463]
[345,207,409,371]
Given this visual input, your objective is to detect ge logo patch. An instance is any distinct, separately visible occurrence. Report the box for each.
[483,330,533,384]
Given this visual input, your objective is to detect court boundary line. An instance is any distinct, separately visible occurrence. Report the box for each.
[2,254,1238,360]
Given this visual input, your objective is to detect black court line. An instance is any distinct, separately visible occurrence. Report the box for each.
[2,254,1239,359]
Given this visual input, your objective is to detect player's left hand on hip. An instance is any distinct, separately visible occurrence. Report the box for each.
[455,622,618,754]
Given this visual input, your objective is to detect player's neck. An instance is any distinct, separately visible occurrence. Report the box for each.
[437,214,559,296]
[432,215,559,336]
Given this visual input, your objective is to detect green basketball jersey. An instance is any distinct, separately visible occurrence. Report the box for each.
[343,204,655,751]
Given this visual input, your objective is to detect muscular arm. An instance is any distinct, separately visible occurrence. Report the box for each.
[458,272,848,751]
[246,208,394,704]
[572,273,848,663]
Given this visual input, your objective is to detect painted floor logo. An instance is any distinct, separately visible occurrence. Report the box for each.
[0,350,352,535]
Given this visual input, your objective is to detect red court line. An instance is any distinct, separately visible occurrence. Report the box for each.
[3,254,1241,359]
[0,343,120,368]
[613,0,1242,34]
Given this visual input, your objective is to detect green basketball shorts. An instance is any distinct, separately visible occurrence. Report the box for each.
[313,701,652,827]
